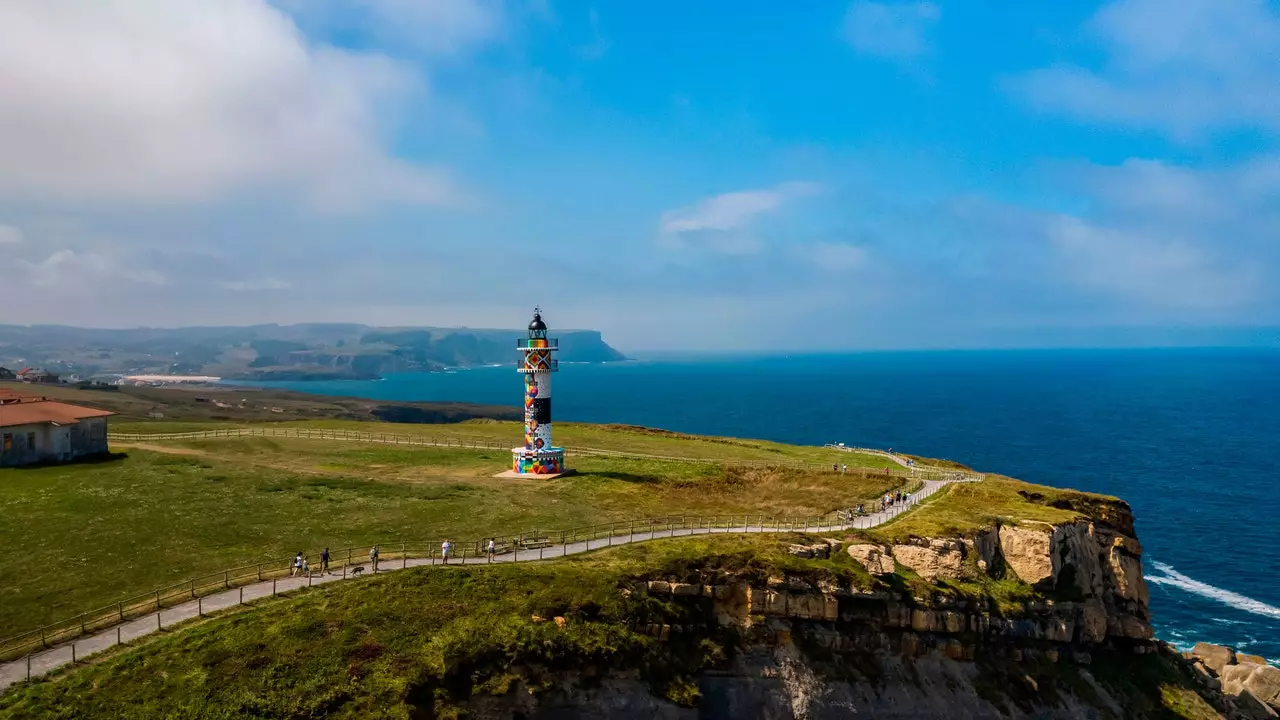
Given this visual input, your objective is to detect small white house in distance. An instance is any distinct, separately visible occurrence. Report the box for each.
[0,390,115,467]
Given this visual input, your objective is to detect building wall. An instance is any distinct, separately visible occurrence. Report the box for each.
[0,417,109,467]
[69,417,109,458]
[0,423,47,467]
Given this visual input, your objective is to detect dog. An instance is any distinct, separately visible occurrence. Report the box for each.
[350,566,365,577]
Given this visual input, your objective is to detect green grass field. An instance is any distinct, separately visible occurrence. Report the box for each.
[0,429,904,635]
[112,418,905,470]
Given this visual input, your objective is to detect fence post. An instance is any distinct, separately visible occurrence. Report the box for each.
[157,612,161,631]
[224,571,229,589]
[272,578,277,596]
[198,597,203,616]
[239,586,243,605]
[155,590,161,612]
[117,625,122,646]
[72,643,76,664]
[257,564,262,581]
[403,541,407,569]
[26,654,31,680]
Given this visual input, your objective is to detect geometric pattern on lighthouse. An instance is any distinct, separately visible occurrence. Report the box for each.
[511,308,567,476]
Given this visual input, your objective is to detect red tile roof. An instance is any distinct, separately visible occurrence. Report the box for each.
[0,399,115,428]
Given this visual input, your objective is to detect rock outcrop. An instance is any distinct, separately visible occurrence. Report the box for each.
[845,544,895,575]
[787,539,843,560]
[890,518,1152,641]
[1186,644,1280,718]
[890,538,964,581]
[998,525,1054,585]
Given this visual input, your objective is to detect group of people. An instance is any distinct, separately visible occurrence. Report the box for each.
[880,489,910,512]
[289,538,506,576]
[290,547,333,577]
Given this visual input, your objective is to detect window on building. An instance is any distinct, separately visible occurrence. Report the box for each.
[2,433,10,452]
[28,432,37,448]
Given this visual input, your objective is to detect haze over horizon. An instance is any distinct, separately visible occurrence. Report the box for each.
[2,1,1278,352]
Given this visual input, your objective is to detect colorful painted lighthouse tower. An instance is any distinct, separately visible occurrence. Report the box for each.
[512,308,566,475]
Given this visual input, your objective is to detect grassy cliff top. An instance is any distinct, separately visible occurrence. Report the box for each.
[868,475,1133,543]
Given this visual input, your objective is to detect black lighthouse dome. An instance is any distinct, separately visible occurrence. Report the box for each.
[528,308,547,338]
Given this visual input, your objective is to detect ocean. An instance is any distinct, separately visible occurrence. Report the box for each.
[244,348,1280,661]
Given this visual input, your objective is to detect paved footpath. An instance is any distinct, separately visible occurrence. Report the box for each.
[0,478,964,693]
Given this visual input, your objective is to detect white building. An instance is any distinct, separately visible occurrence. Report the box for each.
[0,391,115,467]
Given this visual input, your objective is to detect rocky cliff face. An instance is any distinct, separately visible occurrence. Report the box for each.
[440,510,1239,720]
[841,516,1152,645]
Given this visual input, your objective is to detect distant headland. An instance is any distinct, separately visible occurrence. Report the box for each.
[0,323,628,383]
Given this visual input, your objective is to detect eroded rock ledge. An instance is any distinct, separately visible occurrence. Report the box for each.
[1185,643,1280,719]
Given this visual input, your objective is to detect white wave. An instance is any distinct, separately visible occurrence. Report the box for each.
[1148,562,1280,621]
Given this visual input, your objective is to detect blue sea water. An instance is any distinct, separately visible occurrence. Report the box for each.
[244,349,1280,661]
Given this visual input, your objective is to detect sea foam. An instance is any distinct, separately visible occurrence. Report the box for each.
[1148,561,1280,621]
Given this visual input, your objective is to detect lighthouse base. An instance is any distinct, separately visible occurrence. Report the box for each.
[510,447,567,476]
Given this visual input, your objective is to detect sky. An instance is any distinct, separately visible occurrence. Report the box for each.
[1,0,1278,352]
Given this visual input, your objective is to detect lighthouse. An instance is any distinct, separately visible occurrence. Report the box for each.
[512,308,567,475]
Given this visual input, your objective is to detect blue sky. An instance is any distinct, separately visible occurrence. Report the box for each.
[0,0,1277,351]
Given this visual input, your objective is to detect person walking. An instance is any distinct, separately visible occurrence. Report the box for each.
[486,538,496,561]
[320,547,330,575]
[841,463,847,474]
[291,552,303,577]
[301,555,310,577]
[370,545,380,573]
[441,539,452,564]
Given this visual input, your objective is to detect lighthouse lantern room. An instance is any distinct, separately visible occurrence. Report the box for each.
[512,308,567,475]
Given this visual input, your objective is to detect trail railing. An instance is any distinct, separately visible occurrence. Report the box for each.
[110,427,983,483]
[0,477,977,665]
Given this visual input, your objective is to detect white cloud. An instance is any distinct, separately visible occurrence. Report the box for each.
[934,158,1279,314]
[0,0,462,209]
[15,249,167,290]
[0,224,22,245]
[1048,216,1261,310]
[841,2,939,61]
[1013,0,1280,139]
[659,182,821,235]
[282,0,502,56]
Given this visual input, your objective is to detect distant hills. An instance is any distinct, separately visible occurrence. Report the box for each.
[0,323,628,381]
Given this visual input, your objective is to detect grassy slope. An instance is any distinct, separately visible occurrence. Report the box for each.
[0,431,902,633]
[867,474,1127,542]
[113,417,903,469]
[0,536,1219,720]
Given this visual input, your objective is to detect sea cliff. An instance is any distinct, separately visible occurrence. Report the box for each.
[437,503,1272,719]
